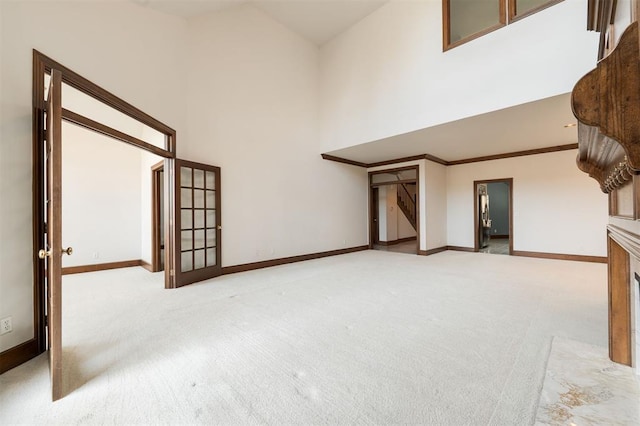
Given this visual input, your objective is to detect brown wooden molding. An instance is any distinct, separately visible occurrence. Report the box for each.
[419,246,447,256]
[512,251,607,263]
[221,245,369,275]
[368,154,427,168]
[369,154,448,168]
[446,246,476,252]
[443,8,505,53]
[423,153,449,166]
[448,144,578,166]
[491,234,510,239]
[572,22,640,191]
[34,50,176,144]
[608,224,640,260]
[509,0,564,24]
[368,165,418,177]
[62,109,170,159]
[371,179,417,187]
[140,260,154,272]
[62,260,143,275]
[323,144,578,170]
[0,339,39,374]
[320,154,367,168]
[151,161,164,273]
[574,124,624,193]
[377,237,417,246]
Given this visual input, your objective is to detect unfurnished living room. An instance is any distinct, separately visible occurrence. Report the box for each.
[1,0,640,425]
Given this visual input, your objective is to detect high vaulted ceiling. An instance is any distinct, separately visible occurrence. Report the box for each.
[129,1,580,165]
[130,0,387,45]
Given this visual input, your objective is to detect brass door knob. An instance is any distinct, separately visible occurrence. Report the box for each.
[38,247,72,258]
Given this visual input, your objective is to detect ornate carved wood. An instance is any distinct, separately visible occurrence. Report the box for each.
[572,22,640,193]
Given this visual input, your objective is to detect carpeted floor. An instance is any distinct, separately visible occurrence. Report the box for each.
[0,250,608,425]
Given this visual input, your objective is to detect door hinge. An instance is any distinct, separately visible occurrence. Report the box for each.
[44,315,48,327]
[43,222,48,234]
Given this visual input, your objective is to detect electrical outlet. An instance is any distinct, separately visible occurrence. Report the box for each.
[92,252,99,259]
[0,317,12,335]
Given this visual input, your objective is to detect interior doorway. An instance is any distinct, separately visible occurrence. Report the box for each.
[474,178,513,255]
[32,51,222,400]
[369,166,419,255]
[151,161,165,272]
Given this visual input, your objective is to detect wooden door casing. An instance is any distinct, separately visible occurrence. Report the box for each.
[45,69,64,401]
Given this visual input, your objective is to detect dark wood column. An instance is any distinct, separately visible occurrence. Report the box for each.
[607,236,632,366]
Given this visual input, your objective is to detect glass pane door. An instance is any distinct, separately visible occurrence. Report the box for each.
[175,159,221,287]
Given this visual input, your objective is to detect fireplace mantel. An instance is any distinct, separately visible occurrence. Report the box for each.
[572,19,640,368]
[572,22,640,194]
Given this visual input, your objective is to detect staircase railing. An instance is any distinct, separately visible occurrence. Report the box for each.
[397,183,417,230]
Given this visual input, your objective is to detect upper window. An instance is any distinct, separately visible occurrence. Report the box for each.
[443,0,564,51]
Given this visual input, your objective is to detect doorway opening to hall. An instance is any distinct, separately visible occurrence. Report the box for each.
[474,178,513,255]
[370,166,419,255]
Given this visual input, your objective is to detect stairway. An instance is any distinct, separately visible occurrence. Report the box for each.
[397,183,417,230]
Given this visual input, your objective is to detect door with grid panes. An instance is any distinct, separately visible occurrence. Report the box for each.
[174,160,221,286]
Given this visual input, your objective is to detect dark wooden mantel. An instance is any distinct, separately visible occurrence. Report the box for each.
[572,19,640,367]
[572,22,640,193]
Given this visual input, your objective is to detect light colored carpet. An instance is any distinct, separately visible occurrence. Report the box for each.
[0,250,607,425]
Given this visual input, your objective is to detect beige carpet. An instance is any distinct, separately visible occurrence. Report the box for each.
[0,250,607,425]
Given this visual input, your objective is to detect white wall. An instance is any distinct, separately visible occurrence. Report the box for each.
[320,0,599,152]
[386,186,399,241]
[446,150,608,255]
[62,123,143,267]
[0,0,187,351]
[378,186,393,242]
[614,0,634,46]
[139,127,165,266]
[184,5,368,267]
[425,161,448,250]
[140,151,163,266]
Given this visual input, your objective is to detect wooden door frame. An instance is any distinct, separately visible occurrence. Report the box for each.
[473,178,513,254]
[151,161,164,273]
[46,69,63,400]
[368,165,420,254]
[31,51,177,365]
[372,187,380,245]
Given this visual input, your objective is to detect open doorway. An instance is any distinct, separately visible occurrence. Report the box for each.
[60,121,165,276]
[32,51,222,400]
[474,178,513,255]
[151,161,165,272]
[369,166,419,255]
